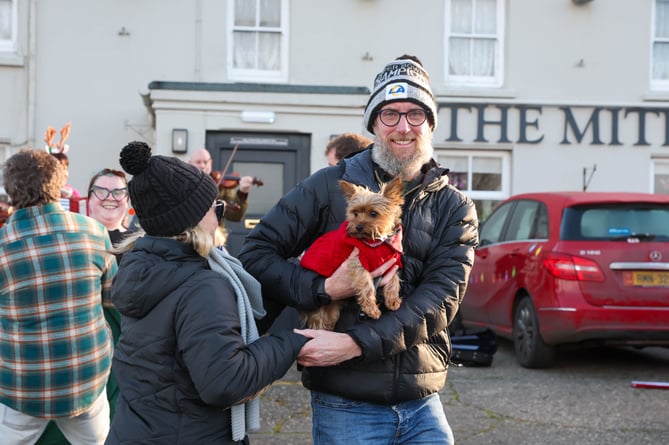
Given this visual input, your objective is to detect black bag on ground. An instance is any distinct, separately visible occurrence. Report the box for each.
[449,327,498,367]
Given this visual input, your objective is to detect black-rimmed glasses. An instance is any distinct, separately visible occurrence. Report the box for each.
[213,200,226,222]
[378,108,428,127]
[90,185,128,201]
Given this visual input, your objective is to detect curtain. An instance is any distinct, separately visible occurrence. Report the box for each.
[233,0,282,71]
[0,0,12,41]
[449,0,497,77]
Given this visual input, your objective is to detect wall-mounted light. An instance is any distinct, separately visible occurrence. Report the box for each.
[240,110,276,124]
[171,129,188,153]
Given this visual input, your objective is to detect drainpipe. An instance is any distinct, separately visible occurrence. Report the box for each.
[194,0,201,81]
[26,0,37,149]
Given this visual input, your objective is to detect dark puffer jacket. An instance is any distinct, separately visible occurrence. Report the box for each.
[106,236,308,444]
[239,148,478,404]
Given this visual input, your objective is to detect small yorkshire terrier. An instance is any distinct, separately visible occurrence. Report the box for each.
[300,177,404,330]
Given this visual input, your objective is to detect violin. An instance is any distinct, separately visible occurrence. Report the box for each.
[0,202,12,228]
[211,171,264,189]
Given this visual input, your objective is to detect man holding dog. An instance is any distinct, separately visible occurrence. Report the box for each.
[239,55,478,444]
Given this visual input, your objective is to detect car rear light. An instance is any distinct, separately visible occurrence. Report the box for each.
[543,253,605,282]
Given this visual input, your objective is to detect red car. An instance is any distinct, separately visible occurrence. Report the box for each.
[460,192,669,368]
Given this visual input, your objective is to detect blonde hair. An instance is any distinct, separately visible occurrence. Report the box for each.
[113,224,214,258]
[215,225,228,249]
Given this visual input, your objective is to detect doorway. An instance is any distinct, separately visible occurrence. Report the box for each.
[206,131,311,256]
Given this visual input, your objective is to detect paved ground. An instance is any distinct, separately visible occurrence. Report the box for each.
[249,340,669,444]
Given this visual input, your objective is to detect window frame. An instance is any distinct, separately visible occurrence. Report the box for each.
[436,149,510,200]
[436,149,510,223]
[651,0,669,90]
[651,157,669,195]
[443,0,505,88]
[0,0,17,53]
[226,0,289,83]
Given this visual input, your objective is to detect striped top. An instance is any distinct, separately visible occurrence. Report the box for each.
[0,203,117,417]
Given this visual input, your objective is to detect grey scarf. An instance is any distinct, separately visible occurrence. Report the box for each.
[207,247,266,441]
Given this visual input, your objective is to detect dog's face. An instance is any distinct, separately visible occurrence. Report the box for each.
[339,177,404,240]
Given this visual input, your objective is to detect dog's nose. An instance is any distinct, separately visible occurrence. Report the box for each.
[355,224,364,232]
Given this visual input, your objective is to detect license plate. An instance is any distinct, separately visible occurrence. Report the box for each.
[622,271,669,287]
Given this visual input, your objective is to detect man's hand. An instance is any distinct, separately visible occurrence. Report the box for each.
[324,248,399,301]
[238,176,254,193]
[294,329,362,367]
[61,186,74,198]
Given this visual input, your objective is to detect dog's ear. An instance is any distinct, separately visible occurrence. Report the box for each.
[339,179,359,200]
[383,177,405,205]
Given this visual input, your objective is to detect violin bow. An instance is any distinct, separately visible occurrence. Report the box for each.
[217,144,239,186]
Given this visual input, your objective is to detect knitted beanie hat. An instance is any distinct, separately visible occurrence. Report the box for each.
[363,55,438,134]
[119,141,218,236]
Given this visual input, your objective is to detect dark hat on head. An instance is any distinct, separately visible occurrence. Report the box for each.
[119,141,218,236]
[363,55,437,134]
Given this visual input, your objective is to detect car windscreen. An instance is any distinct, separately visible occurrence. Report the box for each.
[560,203,669,241]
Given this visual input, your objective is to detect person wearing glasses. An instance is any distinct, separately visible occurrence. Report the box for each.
[35,168,133,445]
[87,169,131,251]
[239,55,478,444]
[105,141,308,444]
[0,149,116,444]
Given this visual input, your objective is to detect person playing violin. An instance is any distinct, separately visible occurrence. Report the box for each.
[188,147,253,222]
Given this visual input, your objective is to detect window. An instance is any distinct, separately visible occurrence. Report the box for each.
[652,0,669,90]
[0,0,16,53]
[227,0,288,82]
[437,150,510,221]
[505,200,546,241]
[444,0,504,87]
[564,205,669,241]
[652,158,669,194]
[478,200,512,246]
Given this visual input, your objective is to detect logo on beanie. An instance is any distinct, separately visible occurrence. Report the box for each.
[385,83,408,100]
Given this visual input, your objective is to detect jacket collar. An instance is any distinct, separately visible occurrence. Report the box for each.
[342,146,450,194]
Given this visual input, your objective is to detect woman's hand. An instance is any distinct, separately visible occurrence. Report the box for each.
[294,329,362,367]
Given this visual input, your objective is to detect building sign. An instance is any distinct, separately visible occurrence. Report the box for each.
[230,136,289,146]
[439,103,669,147]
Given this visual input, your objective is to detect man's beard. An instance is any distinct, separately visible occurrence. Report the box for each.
[372,133,434,178]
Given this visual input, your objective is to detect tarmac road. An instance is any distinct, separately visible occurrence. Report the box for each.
[249,339,669,444]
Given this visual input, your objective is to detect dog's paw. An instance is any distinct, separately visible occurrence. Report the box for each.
[361,303,382,319]
[385,296,401,311]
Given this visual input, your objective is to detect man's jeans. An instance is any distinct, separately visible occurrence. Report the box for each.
[311,391,454,445]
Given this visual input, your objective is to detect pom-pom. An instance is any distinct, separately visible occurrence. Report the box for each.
[120,141,152,175]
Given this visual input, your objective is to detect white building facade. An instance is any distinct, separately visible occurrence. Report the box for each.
[2,0,669,251]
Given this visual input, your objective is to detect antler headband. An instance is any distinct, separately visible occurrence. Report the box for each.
[44,122,71,154]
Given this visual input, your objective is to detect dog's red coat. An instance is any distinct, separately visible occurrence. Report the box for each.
[300,222,403,276]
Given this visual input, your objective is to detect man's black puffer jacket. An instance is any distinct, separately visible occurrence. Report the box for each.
[107,236,308,444]
[239,148,478,404]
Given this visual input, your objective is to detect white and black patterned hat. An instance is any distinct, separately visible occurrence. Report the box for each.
[363,55,437,134]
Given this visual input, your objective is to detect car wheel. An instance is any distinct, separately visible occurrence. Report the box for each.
[513,296,555,368]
